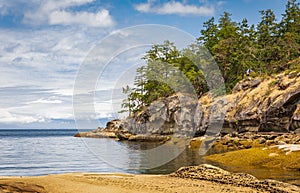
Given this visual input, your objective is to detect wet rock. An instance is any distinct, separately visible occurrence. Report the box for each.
[115,131,132,140]
[259,138,267,144]
[0,182,46,193]
[128,134,170,142]
[170,164,299,193]
[208,132,300,153]
[74,131,118,138]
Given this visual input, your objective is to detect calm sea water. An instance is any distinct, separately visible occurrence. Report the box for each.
[0,129,203,176]
[0,129,299,186]
[0,129,128,176]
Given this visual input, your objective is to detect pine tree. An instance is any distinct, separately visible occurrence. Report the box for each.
[280,0,300,36]
[236,19,258,79]
[277,0,300,70]
[212,12,239,91]
[198,17,218,52]
[256,9,279,74]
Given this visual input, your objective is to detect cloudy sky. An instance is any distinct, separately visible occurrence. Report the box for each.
[0,0,288,129]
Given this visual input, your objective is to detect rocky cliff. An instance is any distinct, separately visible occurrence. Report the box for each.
[75,71,300,139]
[224,72,300,133]
[121,71,300,136]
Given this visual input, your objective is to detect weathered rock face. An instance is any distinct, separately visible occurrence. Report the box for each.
[124,71,300,135]
[291,104,300,131]
[123,94,201,137]
[76,72,300,139]
[226,73,300,133]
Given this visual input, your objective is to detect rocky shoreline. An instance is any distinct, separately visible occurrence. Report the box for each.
[74,119,300,156]
[75,72,300,142]
[74,72,300,187]
[171,164,299,193]
[74,119,171,142]
[204,131,300,153]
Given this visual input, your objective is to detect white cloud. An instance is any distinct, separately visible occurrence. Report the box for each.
[134,1,215,16]
[0,25,150,127]
[27,98,63,104]
[49,9,115,27]
[0,108,42,124]
[0,22,197,128]
[0,0,116,27]
[49,89,74,96]
[134,1,152,12]
[43,0,95,10]
[0,27,110,127]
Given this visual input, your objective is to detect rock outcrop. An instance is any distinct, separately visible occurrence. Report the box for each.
[0,182,46,193]
[170,164,300,193]
[75,72,300,140]
[74,119,171,142]
[224,72,300,133]
[123,72,300,136]
[208,132,300,153]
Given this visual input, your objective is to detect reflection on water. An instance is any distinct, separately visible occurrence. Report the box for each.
[1,129,299,186]
[85,137,188,170]
[117,141,300,186]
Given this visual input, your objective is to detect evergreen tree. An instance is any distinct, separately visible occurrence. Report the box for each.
[120,86,134,116]
[277,0,300,70]
[212,12,239,90]
[198,17,218,52]
[280,0,300,36]
[256,9,279,74]
[121,1,300,115]
[236,19,258,79]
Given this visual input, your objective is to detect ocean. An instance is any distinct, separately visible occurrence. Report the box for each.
[0,129,201,176]
[0,129,126,176]
[0,129,299,186]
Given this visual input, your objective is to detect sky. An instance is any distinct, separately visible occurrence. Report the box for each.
[0,0,291,129]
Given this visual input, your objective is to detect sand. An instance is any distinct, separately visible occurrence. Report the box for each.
[0,172,272,193]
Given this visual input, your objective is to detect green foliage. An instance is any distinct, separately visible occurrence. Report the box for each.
[197,17,218,52]
[121,41,208,115]
[198,1,300,91]
[268,79,279,88]
[121,0,300,115]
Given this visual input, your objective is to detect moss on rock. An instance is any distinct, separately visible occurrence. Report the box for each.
[204,146,300,170]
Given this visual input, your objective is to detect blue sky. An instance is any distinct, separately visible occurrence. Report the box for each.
[0,0,292,129]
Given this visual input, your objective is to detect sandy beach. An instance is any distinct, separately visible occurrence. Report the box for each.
[0,173,269,193]
[1,165,300,193]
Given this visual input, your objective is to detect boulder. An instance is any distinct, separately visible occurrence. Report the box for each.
[232,77,262,93]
